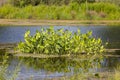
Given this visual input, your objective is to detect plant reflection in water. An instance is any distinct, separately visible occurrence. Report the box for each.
[19,55,103,74]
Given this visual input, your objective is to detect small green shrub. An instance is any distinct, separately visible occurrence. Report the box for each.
[17,27,105,55]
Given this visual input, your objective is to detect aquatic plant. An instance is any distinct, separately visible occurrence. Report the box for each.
[17,26,105,55]
[0,55,8,80]
[0,54,20,80]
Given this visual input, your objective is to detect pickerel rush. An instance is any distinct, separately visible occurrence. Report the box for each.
[17,26,106,55]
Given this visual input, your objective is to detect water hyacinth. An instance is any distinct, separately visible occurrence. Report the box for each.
[17,26,105,55]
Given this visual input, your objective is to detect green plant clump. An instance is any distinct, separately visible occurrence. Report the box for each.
[17,27,105,55]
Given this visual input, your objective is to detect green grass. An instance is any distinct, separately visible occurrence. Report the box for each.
[0,2,120,20]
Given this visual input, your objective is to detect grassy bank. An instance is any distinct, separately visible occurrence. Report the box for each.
[0,2,120,20]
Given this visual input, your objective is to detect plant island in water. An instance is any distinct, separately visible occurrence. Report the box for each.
[17,27,105,56]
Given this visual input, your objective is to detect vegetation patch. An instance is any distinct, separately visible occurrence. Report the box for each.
[0,2,120,20]
[17,26,105,55]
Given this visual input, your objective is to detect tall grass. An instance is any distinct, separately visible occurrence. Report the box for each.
[0,2,120,20]
[0,54,20,80]
[109,65,120,80]
[0,55,8,80]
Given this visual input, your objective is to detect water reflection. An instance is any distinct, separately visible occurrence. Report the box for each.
[102,57,120,69]
[0,50,120,79]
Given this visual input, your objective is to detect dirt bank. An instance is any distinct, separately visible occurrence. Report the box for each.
[0,19,120,26]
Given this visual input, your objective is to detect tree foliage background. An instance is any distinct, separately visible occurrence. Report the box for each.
[9,0,91,7]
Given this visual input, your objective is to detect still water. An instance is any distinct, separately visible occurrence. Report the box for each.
[0,25,120,80]
[0,25,120,48]
[5,56,120,80]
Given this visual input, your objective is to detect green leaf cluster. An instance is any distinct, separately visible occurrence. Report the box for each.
[17,26,105,55]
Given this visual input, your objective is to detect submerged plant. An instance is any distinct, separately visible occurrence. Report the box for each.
[17,26,105,55]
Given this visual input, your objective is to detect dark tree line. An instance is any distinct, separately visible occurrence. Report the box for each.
[9,0,120,7]
[9,0,95,7]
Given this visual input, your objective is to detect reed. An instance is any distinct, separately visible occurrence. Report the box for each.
[0,54,20,80]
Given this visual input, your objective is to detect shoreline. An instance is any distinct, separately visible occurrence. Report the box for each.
[0,43,120,58]
[0,19,120,26]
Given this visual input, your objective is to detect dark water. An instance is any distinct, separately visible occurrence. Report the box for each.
[0,25,120,48]
[0,25,120,79]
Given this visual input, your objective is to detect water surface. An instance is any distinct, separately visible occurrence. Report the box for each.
[0,25,120,80]
[6,56,120,80]
[0,25,120,48]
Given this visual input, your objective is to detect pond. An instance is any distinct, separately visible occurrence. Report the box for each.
[0,25,120,48]
[7,56,120,80]
[0,25,120,80]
